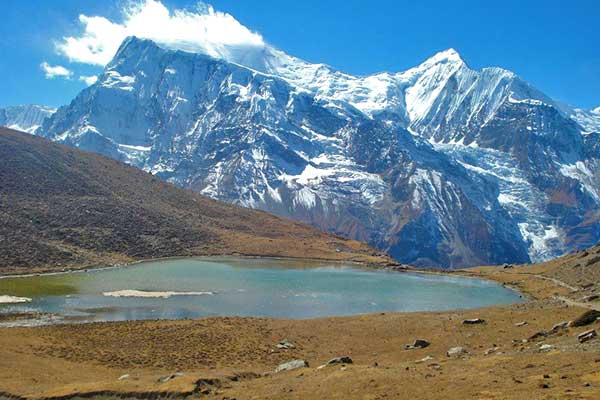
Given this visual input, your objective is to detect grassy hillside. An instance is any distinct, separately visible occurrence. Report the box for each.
[0,128,391,274]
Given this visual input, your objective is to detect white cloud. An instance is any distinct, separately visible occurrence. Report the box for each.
[79,75,98,85]
[56,0,265,66]
[40,62,73,79]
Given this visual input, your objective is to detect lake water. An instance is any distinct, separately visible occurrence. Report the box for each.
[0,258,522,323]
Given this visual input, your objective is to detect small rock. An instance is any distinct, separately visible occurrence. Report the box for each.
[577,329,597,343]
[158,372,184,383]
[539,344,554,352]
[405,339,430,350]
[543,374,551,379]
[118,374,130,381]
[415,355,434,364]
[275,359,309,373]
[528,330,548,341]
[539,383,550,389]
[515,321,528,327]
[276,339,295,349]
[484,347,499,356]
[551,321,570,333]
[328,356,353,365]
[580,283,595,289]
[462,318,485,325]
[569,310,600,327]
[446,347,467,357]
[583,382,591,387]
[503,263,514,269]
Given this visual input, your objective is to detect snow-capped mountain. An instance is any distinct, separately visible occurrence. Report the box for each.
[36,37,600,268]
[0,105,56,133]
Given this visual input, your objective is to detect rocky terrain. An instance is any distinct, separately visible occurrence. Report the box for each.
[0,246,598,399]
[0,127,389,275]
[33,36,600,268]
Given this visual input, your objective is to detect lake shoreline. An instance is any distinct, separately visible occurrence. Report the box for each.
[0,257,522,325]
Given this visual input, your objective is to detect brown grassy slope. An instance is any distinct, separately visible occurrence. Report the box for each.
[0,128,391,274]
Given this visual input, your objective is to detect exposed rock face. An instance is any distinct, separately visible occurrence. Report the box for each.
[36,37,600,268]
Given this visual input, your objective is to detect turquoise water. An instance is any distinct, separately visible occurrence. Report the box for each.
[0,258,523,322]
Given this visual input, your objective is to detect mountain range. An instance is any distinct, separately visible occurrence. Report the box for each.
[5,37,600,268]
[0,105,56,133]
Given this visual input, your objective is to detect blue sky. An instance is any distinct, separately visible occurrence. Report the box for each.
[1,0,598,109]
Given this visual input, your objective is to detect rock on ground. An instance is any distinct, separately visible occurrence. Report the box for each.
[447,347,467,357]
[275,360,309,373]
[328,356,353,364]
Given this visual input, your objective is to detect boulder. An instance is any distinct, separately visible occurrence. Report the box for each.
[577,329,597,343]
[405,339,431,350]
[446,347,467,357]
[463,318,485,325]
[569,310,600,327]
[328,356,353,365]
[275,359,309,373]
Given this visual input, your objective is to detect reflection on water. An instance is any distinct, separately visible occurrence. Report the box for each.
[0,257,523,323]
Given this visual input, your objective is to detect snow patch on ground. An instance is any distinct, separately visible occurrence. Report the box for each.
[0,295,32,304]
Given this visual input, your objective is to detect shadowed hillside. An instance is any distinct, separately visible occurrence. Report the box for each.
[0,128,391,274]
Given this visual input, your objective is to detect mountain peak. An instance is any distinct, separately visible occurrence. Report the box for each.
[422,48,465,66]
